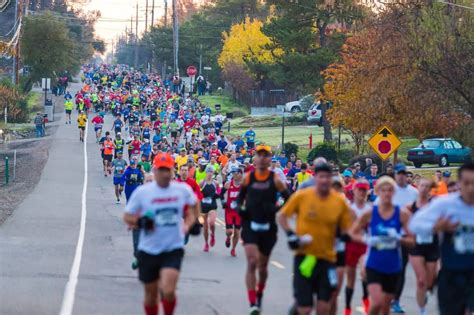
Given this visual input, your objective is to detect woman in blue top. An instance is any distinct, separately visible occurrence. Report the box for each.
[350,176,412,315]
[123,159,144,201]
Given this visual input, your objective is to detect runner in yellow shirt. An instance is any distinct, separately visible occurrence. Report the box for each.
[77,111,87,142]
[293,163,312,191]
[278,162,353,315]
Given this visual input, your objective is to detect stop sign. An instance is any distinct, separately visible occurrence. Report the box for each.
[187,66,197,76]
[378,140,392,154]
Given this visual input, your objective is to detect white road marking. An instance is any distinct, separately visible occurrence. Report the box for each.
[270,260,285,269]
[355,306,366,314]
[216,217,226,226]
[59,122,88,315]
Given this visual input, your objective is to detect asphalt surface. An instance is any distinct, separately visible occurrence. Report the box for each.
[0,85,439,315]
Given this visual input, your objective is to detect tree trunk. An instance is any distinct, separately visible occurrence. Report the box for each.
[321,102,333,142]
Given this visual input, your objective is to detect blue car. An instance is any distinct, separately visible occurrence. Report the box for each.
[407,138,472,168]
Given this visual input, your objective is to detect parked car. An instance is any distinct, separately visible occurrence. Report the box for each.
[307,103,322,125]
[285,95,314,113]
[407,138,472,168]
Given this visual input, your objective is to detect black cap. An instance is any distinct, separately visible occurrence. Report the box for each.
[314,163,332,173]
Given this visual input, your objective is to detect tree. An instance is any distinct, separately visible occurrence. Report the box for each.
[21,12,76,88]
[0,84,28,123]
[221,62,256,101]
[323,5,471,154]
[218,17,277,69]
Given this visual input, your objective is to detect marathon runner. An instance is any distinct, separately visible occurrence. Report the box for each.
[102,134,115,177]
[223,166,244,257]
[111,151,127,204]
[123,153,198,315]
[350,176,412,315]
[64,98,74,124]
[199,165,220,252]
[278,162,353,315]
[77,110,87,142]
[407,178,438,315]
[236,144,291,315]
[344,180,372,315]
[91,112,104,142]
[409,162,474,315]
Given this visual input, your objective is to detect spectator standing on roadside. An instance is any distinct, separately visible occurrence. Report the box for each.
[34,112,44,138]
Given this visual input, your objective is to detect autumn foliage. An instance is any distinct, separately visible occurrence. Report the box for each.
[323,5,471,152]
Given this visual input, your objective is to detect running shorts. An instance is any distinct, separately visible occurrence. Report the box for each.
[94,126,102,132]
[241,221,277,256]
[345,241,367,268]
[113,176,124,186]
[293,256,337,306]
[225,210,241,229]
[365,267,399,294]
[103,154,113,162]
[65,109,72,114]
[336,251,345,267]
[408,243,439,262]
[438,268,474,315]
[171,131,178,138]
[137,249,184,284]
[201,202,217,214]
[78,126,85,130]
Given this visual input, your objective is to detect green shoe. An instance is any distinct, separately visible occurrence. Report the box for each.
[131,259,138,270]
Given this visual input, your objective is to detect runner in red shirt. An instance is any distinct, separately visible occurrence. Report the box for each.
[223,166,244,257]
[130,135,141,160]
[91,113,104,142]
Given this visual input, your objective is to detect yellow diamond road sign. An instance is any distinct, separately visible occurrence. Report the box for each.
[368,126,402,161]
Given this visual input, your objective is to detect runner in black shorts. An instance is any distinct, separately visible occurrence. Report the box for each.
[124,153,199,315]
[237,145,291,315]
[408,178,439,315]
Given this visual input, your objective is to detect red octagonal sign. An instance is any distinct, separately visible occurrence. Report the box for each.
[187,66,197,76]
[378,140,392,154]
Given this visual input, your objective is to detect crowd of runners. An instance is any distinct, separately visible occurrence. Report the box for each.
[65,64,474,315]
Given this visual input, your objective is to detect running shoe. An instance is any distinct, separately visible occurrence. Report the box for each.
[116,198,120,204]
[210,233,215,247]
[230,249,236,257]
[131,259,138,270]
[344,308,351,315]
[256,293,263,308]
[249,305,260,315]
[225,236,231,248]
[362,298,370,314]
[391,301,405,313]
[203,243,209,252]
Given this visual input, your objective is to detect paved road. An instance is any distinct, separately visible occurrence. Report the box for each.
[0,85,438,315]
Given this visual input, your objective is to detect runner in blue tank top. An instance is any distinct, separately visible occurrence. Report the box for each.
[349,176,412,315]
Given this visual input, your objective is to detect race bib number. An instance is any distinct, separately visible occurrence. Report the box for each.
[372,236,398,250]
[202,197,213,204]
[155,208,179,227]
[250,221,270,232]
[416,234,433,245]
[454,225,474,254]
[130,174,138,181]
[230,201,238,210]
[327,268,338,288]
[115,166,123,172]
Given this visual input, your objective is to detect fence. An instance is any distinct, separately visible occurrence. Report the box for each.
[226,88,299,108]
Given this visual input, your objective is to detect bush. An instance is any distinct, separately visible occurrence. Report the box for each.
[338,148,355,165]
[232,108,248,118]
[286,112,307,125]
[283,142,299,157]
[307,142,338,163]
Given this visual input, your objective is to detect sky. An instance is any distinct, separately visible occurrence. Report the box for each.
[83,0,166,52]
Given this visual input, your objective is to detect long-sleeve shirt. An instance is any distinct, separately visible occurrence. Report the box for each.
[409,193,474,271]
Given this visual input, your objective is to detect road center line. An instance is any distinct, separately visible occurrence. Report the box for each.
[59,122,88,315]
[270,260,285,269]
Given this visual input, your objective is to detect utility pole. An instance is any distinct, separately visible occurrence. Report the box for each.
[12,0,23,85]
[134,2,139,69]
[172,0,179,75]
[145,0,148,31]
[199,44,203,75]
[151,0,155,27]
[164,0,168,27]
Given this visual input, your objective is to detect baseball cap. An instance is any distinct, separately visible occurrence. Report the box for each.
[244,157,251,163]
[342,169,353,178]
[256,145,272,154]
[394,163,407,174]
[129,159,136,165]
[205,165,214,173]
[271,158,277,162]
[354,182,370,190]
[442,171,451,177]
[153,153,175,169]
[199,159,208,166]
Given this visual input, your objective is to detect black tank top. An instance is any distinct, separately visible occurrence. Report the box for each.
[245,171,278,224]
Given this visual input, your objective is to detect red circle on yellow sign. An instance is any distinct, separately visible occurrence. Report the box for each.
[378,140,391,154]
